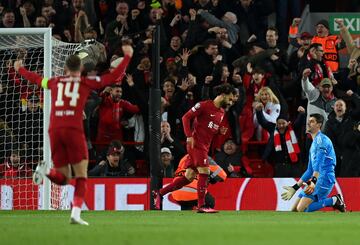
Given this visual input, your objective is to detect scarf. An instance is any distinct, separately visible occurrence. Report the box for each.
[274,124,300,163]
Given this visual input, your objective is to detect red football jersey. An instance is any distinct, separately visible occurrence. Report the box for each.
[18,55,131,131]
[182,100,225,151]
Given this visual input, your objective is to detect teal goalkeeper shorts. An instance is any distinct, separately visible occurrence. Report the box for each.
[298,182,334,202]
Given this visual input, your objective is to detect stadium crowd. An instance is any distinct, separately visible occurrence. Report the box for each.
[1,0,360,180]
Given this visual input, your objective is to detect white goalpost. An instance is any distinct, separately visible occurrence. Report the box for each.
[0,28,81,210]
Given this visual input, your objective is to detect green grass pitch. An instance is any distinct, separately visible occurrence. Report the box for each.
[1,211,359,245]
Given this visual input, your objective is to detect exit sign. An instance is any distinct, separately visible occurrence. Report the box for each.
[330,14,360,34]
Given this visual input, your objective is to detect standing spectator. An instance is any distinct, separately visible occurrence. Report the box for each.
[160,121,186,169]
[96,84,140,146]
[253,86,281,141]
[161,147,174,178]
[88,140,135,177]
[214,138,248,177]
[19,94,43,165]
[198,10,241,44]
[290,18,345,73]
[341,121,360,177]
[1,149,32,179]
[301,69,336,126]
[324,94,360,176]
[255,107,302,177]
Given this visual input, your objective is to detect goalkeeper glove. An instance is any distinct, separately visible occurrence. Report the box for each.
[281,184,300,201]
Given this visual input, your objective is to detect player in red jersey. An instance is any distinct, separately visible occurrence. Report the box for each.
[13,44,133,225]
[153,83,236,213]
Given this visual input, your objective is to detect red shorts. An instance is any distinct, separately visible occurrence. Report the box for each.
[49,128,88,168]
[185,146,209,169]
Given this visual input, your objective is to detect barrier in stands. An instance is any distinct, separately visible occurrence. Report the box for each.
[1,178,360,211]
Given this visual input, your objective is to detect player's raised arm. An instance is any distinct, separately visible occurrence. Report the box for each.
[14,59,45,88]
[88,44,133,89]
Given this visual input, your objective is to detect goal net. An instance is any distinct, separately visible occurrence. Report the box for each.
[0,28,81,210]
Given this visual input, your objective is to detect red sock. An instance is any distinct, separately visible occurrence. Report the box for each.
[73,178,87,208]
[197,174,208,208]
[47,169,67,185]
[159,176,190,196]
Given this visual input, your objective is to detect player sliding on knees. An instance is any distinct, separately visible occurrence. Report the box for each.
[281,113,346,212]
[13,44,133,225]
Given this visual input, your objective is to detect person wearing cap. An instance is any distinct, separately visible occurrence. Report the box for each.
[254,103,303,177]
[88,140,135,177]
[301,68,337,126]
[288,31,313,77]
[161,147,174,177]
[289,18,345,73]
[214,138,250,177]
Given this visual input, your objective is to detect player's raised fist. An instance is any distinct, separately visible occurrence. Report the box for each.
[14,59,23,72]
[122,45,134,57]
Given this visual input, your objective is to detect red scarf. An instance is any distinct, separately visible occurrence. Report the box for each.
[274,124,300,163]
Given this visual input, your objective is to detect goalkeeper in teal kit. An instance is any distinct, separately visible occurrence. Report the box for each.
[281,113,346,212]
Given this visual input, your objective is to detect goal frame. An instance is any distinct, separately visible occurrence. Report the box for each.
[0,28,52,209]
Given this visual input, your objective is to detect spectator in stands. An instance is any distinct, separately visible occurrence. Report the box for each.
[183,8,213,49]
[198,10,240,45]
[324,93,360,176]
[0,119,15,164]
[287,32,313,98]
[188,39,219,92]
[0,9,16,28]
[88,140,135,177]
[345,58,360,95]
[301,69,337,126]
[19,93,44,164]
[264,27,289,80]
[163,35,183,61]
[214,138,249,177]
[299,43,333,88]
[209,27,241,66]
[161,121,186,169]
[34,15,48,27]
[275,0,301,48]
[340,121,360,177]
[253,86,281,141]
[222,0,274,45]
[335,19,360,64]
[255,106,302,177]
[96,83,140,146]
[20,0,36,26]
[0,149,32,179]
[290,18,345,74]
[161,147,174,178]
